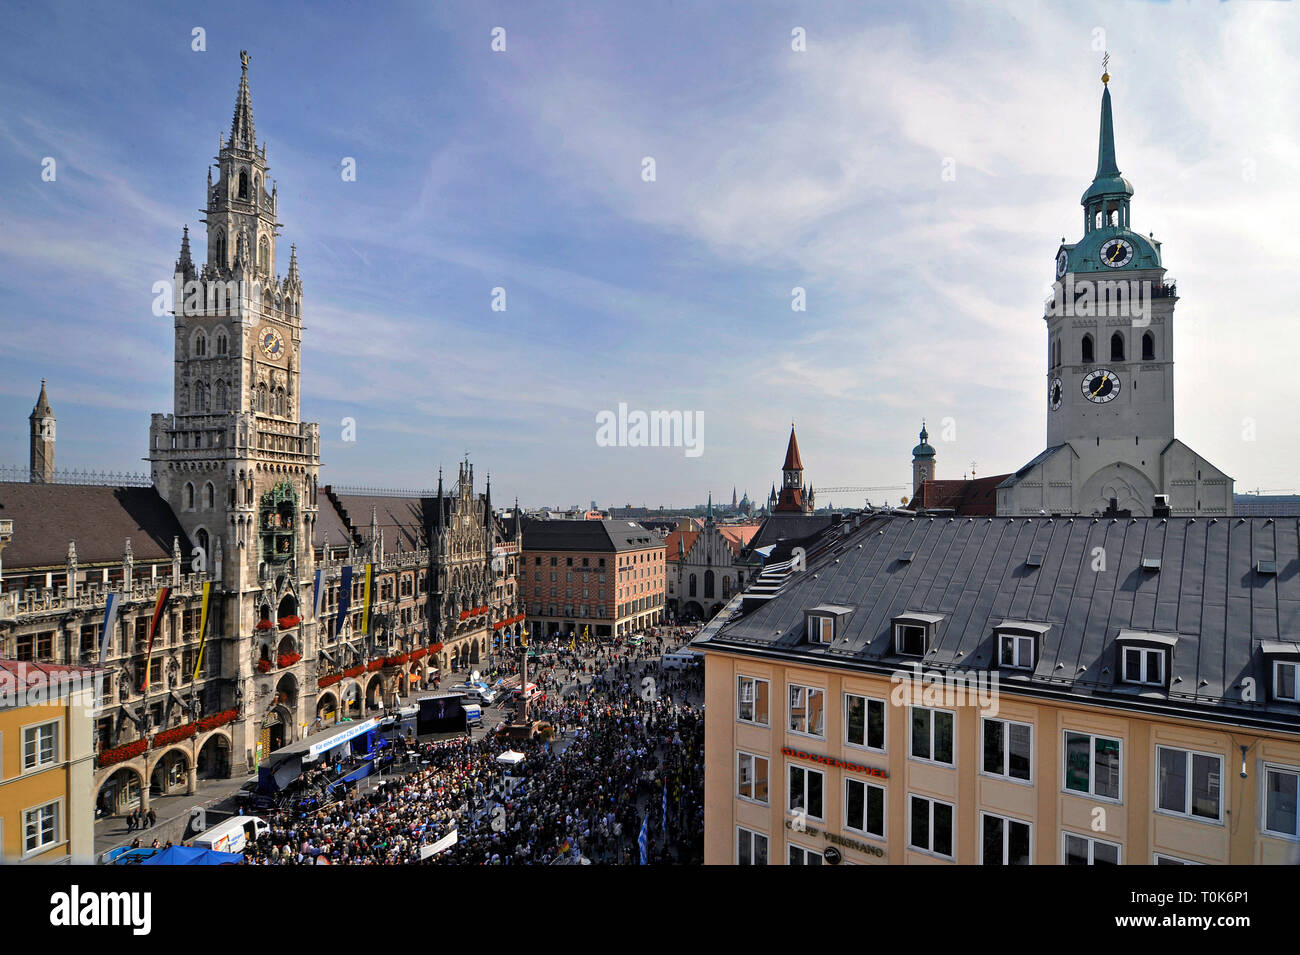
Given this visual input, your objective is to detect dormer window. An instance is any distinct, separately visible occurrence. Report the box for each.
[893,612,942,656]
[993,621,1048,672]
[1115,631,1176,688]
[1122,646,1164,686]
[1262,642,1300,702]
[807,604,853,646]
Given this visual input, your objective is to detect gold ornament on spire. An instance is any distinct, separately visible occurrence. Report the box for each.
[1101,51,1110,85]
[240,49,250,70]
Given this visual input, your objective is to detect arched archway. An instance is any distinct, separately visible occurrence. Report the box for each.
[364,674,384,712]
[149,746,192,797]
[315,691,339,730]
[97,765,145,818]
[195,733,230,779]
[341,681,362,717]
[684,601,704,620]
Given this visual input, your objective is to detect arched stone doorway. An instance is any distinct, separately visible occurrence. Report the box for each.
[149,747,192,797]
[97,765,145,818]
[195,733,230,779]
[684,601,704,620]
[341,681,362,717]
[364,673,384,712]
[315,691,340,729]
[261,704,292,754]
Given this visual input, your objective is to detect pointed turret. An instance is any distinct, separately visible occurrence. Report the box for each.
[29,380,55,483]
[782,423,804,471]
[286,244,300,287]
[176,225,195,281]
[230,50,256,149]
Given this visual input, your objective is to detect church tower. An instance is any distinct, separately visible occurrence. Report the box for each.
[772,424,814,515]
[28,380,55,484]
[148,51,321,765]
[911,421,935,499]
[998,62,1232,516]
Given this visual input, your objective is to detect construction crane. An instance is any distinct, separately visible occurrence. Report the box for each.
[817,485,909,494]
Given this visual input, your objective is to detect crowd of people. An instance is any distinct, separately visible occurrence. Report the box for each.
[239,626,706,865]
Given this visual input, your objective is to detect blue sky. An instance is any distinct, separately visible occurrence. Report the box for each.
[1,1,1298,507]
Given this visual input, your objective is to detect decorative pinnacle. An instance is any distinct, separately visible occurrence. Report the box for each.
[1101,51,1110,85]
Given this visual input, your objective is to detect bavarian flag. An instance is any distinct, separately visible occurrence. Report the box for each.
[192,581,213,681]
[359,563,374,636]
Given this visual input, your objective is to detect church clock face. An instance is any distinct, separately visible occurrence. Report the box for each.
[1099,237,1134,268]
[258,327,285,360]
[1081,368,1120,403]
[1055,249,1069,278]
[1049,377,1063,411]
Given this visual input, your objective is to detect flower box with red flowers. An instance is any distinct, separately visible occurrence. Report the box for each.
[409,647,427,661]
[386,653,409,666]
[196,709,237,732]
[255,619,274,631]
[277,652,302,668]
[429,642,444,654]
[152,723,197,749]
[367,659,384,672]
[343,666,365,679]
[98,739,147,768]
[459,610,471,621]
[257,659,272,673]
[278,615,301,629]
[317,673,342,689]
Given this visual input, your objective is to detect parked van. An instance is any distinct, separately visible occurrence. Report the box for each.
[192,815,269,855]
[449,683,497,705]
[463,703,483,727]
[662,651,703,671]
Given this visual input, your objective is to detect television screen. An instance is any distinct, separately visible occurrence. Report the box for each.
[417,695,465,734]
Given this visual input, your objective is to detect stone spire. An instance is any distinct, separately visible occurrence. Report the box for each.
[29,380,55,484]
[287,244,300,287]
[230,50,256,149]
[176,225,195,281]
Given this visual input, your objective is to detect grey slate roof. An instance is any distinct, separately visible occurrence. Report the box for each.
[703,512,1300,731]
[997,444,1070,489]
[521,518,659,552]
[0,482,190,570]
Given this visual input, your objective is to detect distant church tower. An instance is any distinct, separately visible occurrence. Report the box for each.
[29,380,55,484]
[772,423,815,515]
[911,421,935,499]
[997,63,1232,516]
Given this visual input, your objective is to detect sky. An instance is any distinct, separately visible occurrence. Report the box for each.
[1,0,1297,509]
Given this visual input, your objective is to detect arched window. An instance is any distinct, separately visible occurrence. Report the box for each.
[1142,332,1155,361]
[256,382,267,412]
[258,237,269,274]
[704,570,715,598]
[254,173,261,200]
[215,379,227,412]
[238,169,249,199]
[214,230,227,267]
[688,574,697,597]
[1081,334,1094,364]
[196,528,209,564]
[1111,332,1125,362]
[215,328,228,355]
[203,482,215,509]
[184,482,195,509]
[194,330,207,357]
[193,380,208,413]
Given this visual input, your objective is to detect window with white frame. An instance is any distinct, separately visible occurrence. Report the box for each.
[1157,746,1222,821]
[809,615,833,644]
[788,684,825,737]
[1063,832,1119,865]
[1274,661,1299,702]
[845,778,885,838]
[1155,854,1203,865]
[737,676,770,726]
[23,801,59,855]
[788,844,824,865]
[999,633,1035,670]
[895,624,926,656]
[981,812,1031,865]
[1263,765,1299,838]
[1063,732,1121,800]
[909,794,954,858]
[22,721,58,771]
[737,752,769,804]
[982,717,1032,782]
[737,827,769,865]
[845,694,885,751]
[910,706,954,765]
[788,764,824,821]
[1121,645,1166,686]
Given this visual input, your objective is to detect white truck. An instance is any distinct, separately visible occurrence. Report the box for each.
[192,815,269,855]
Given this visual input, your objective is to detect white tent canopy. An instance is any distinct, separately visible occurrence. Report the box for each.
[496,750,526,767]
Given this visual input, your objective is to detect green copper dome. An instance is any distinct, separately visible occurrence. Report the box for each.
[912,423,935,458]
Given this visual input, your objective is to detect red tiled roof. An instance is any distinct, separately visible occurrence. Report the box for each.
[782,426,803,471]
[0,659,104,708]
[717,524,761,549]
[909,475,1010,516]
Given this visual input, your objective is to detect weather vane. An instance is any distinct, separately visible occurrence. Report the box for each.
[1101,51,1110,84]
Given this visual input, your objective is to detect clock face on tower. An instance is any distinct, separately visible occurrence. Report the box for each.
[258,327,285,361]
[1081,368,1121,403]
[1049,377,1063,411]
[1099,237,1134,268]
[1055,249,1069,278]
